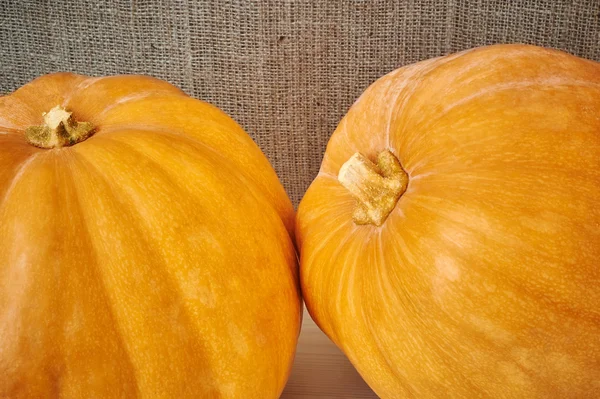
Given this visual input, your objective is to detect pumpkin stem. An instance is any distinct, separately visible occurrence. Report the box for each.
[338,150,408,226]
[25,105,95,149]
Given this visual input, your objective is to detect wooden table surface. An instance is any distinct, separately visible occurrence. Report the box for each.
[281,309,377,399]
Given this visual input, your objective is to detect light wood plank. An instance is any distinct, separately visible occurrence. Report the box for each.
[281,309,377,398]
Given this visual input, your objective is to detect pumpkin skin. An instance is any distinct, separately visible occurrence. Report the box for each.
[297,44,600,398]
[0,73,301,398]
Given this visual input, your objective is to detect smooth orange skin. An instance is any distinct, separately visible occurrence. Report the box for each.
[297,45,600,398]
[0,73,301,398]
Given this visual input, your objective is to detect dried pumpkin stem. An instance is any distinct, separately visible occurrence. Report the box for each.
[338,150,408,226]
[25,105,94,149]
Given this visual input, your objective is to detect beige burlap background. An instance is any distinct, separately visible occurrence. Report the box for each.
[2,0,599,205]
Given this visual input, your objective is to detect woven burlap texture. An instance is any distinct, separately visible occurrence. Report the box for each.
[2,0,599,205]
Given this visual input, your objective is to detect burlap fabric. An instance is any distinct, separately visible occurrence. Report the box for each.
[2,0,599,205]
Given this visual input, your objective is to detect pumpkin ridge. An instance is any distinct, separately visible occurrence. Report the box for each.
[64,153,151,396]
[317,49,477,178]
[0,153,40,209]
[114,133,301,395]
[0,152,61,396]
[67,147,223,397]
[356,241,413,397]
[56,152,141,398]
[328,228,367,341]
[92,94,295,236]
[383,50,472,149]
[363,235,486,396]
[96,92,188,119]
[409,197,599,320]
[392,196,600,325]
[301,221,356,342]
[301,217,351,271]
[94,131,301,311]
[74,133,302,396]
[68,75,187,120]
[61,76,103,105]
[382,209,598,392]
[0,126,24,136]
[434,79,600,126]
[101,124,295,240]
[380,242,497,394]
[379,47,600,176]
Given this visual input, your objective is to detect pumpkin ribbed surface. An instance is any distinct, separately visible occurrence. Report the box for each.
[297,44,600,398]
[0,73,301,398]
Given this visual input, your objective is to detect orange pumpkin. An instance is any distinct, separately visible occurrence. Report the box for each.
[0,73,301,398]
[297,44,600,398]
